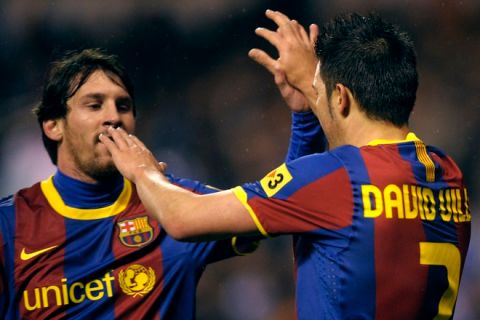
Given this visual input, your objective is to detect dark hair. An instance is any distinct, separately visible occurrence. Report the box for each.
[33,48,136,165]
[316,13,418,126]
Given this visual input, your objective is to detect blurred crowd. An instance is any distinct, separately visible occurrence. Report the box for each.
[0,0,478,319]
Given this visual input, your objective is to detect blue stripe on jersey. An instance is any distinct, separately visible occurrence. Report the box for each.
[158,235,201,319]
[269,152,345,200]
[0,196,19,319]
[398,144,458,319]
[398,145,458,242]
[64,218,117,319]
[333,146,376,319]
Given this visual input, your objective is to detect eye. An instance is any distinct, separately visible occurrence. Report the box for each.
[88,103,102,110]
[117,98,133,113]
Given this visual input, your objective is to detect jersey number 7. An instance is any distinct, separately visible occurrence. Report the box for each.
[419,242,460,320]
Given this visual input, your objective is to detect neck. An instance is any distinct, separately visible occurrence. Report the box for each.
[332,116,409,149]
[53,170,124,208]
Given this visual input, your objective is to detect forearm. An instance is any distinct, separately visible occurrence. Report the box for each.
[100,127,259,240]
[133,169,257,241]
[286,111,326,161]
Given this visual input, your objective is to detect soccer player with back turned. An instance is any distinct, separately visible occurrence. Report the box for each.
[102,10,472,320]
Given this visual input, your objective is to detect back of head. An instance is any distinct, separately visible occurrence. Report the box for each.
[33,48,135,165]
[316,13,418,126]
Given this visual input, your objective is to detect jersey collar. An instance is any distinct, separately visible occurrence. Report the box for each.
[367,132,420,146]
[40,176,132,220]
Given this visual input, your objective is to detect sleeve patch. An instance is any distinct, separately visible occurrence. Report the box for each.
[260,163,293,197]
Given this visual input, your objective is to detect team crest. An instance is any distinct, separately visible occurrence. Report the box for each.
[118,264,156,297]
[117,216,153,247]
[260,163,293,197]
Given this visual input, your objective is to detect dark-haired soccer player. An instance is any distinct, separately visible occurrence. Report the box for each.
[0,45,321,319]
[102,10,471,320]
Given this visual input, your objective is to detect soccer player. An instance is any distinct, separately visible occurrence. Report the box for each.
[101,10,472,320]
[0,46,320,319]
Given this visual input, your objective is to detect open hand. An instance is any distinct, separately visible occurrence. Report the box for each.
[249,9,319,112]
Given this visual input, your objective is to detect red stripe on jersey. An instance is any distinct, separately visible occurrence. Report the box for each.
[430,153,462,185]
[15,183,68,319]
[111,190,162,320]
[250,167,353,233]
[361,147,427,320]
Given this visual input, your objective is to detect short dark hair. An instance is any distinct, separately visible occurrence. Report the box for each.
[316,13,418,126]
[33,48,135,165]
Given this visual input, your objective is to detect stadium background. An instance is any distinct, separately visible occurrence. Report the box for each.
[0,0,478,319]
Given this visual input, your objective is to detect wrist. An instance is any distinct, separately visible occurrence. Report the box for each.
[132,165,166,185]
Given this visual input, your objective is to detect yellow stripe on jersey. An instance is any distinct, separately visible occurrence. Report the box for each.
[231,186,269,237]
[40,176,132,220]
[230,236,259,256]
[367,132,420,146]
[414,141,436,182]
[367,132,435,182]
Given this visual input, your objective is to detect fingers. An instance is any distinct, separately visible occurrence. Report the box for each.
[254,27,280,48]
[99,132,117,153]
[107,126,131,150]
[259,10,312,49]
[309,24,319,48]
[248,48,277,74]
[128,134,148,151]
[265,9,291,27]
[273,71,287,87]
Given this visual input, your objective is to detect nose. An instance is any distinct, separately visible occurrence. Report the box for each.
[103,101,122,128]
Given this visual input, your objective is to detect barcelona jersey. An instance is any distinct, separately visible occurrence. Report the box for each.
[0,172,252,319]
[233,132,471,319]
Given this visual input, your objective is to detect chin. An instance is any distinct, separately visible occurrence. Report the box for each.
[83,160,120,182]
[90,167,121,181]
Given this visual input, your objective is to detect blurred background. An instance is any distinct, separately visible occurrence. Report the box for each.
[0,0,478,318]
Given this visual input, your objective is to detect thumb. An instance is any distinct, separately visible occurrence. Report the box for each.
[309,24,319,49]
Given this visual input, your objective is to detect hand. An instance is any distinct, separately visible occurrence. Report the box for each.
[99,127,167,183]
[249,9,319,111]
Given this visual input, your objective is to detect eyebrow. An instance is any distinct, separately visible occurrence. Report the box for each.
[80,93,132,102]
[80,93,105,101]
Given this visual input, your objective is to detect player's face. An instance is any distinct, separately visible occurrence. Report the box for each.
[312,62,337,146]
[57,70,135,182]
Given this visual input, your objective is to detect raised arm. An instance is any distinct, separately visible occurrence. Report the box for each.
[100,127,259,241]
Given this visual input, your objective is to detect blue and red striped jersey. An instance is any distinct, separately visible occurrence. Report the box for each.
[0,173,249,319]
[233,133,471,319]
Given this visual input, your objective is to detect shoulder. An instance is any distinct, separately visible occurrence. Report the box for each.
[287,146,356,175]
[0,194,15,213]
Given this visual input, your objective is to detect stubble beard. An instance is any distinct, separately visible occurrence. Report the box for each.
[71,145,120,182]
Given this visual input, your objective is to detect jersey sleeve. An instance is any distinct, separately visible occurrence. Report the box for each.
[232,152,354,236]
[165,174,259,264]
[285,111,327,162]
[166,174,220,195]
[0,196,15,319]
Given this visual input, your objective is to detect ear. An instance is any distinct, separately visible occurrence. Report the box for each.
[333,83,352,118]
[42,119,64,142]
